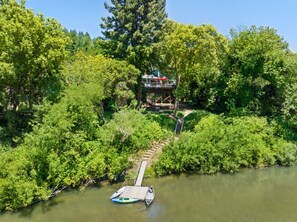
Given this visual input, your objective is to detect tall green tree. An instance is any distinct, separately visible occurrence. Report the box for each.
[0,0,68,135]
[156,21,228,111]
[282,53,297,128]
[64,29,105,56]
[63,52,139,110]
[224,26,296,116]
[101,0,167,104]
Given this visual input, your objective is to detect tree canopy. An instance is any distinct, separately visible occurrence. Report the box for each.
[64,29,106,56]
[101,0,168,105]
[223,26,297,116]
[63,52,140,109]
[156,21,228,109]
[0,0,296,213]
[101,0,167,72]
[0,52,166,211]
[0,0,68,135]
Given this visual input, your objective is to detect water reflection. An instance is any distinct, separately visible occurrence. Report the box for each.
[1,166,297,222]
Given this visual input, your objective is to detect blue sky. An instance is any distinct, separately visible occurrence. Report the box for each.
[25,0,297,52]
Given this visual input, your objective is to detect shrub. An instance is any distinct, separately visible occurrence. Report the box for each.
[154,115,297,176]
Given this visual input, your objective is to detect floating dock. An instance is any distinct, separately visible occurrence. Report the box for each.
[118,160,148,200]
[120,186,149,200]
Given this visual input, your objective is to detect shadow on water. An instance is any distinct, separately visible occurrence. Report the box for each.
[40,198,63,214]
[19,198,64,219]
[1,166,297,222]
[0,198,63,222]
[17,184,107,218]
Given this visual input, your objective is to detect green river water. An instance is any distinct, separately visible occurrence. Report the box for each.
[1,166,297,222]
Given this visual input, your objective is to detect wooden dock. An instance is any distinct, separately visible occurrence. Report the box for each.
[120,186,149,200]
[117,160,149,200]
[135,160,147,186]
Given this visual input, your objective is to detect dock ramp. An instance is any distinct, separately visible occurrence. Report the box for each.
[135,160,147,186]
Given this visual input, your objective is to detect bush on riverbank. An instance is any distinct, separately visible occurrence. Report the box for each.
[182,110,211,131]
[0,102,168,211]
[154,115,297,176]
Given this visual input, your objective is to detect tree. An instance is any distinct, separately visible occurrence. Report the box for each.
[282,53,297,129]
[0,0,68,135]
[224,26,295,116]
[63,52,140,110]
[64,29,105,56]
[156,21,228,112]
[101,0,167,104]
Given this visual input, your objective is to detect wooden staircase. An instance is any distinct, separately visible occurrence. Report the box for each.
[141,140,169,167]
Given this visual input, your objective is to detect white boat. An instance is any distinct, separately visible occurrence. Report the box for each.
[110,186,126,199]
[145,186,155,207]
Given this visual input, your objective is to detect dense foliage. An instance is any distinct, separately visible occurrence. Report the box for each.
[222,26,297,116]
[0,0,297,212]
[0,102,167,211]
[63,52,139,109]
[156,21,228,108]
[64,29,107,56]
[0,0,68,138]
[182,110,211,131]
[146,112,176,132]
[101,0,168,104]
[101,0,167,71]
[155,115,297,176]
[0,16,169,209]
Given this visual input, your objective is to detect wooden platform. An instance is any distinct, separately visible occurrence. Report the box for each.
[120,186,149,200]
[120,161,148,200]
[111,160,151,202]
[135,161,147,186]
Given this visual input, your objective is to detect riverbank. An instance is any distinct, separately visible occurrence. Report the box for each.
[2,166,297,222]
[154,114,297,176]
[0,109,296,212]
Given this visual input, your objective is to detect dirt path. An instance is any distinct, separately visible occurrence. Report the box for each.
[182,109,194,117]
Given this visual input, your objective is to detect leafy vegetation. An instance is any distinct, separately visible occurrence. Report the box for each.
[0,0,296,212]
[156,21,228,109]
[222,26,297,116]
[183,110,212,131]
[63,52,139,110]
[0,0,68,137]
[146,112,176,132]
[64,29,107,56]
[154,115,297,176]
[0,102,168,211]
[101,0,167,104]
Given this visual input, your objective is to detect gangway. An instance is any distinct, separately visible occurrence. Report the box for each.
[135,160,147,186]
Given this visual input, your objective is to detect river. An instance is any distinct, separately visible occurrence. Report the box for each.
[1,166,297,222]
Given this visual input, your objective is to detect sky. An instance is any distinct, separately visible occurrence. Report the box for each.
[25,0,297,52]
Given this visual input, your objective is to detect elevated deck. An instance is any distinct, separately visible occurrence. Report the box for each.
[144,83,175,89]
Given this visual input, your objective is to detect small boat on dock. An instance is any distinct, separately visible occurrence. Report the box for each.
[111,197,139,204]
[145,186,155,207]
[110,186,126,199]
[110,161,155,207]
